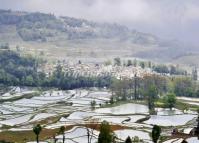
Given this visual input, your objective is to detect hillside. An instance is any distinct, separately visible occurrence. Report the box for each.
[0,9,198,65]
[0,9,157,44]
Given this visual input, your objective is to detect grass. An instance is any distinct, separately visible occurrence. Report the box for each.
[155,98,199,111]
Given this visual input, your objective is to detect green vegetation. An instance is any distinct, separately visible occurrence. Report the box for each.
[33,124,42,143]
[127,60,133,67]
[59,126,65,143]
[147,85,158,114]
[153,64,187,75]
[0,9,158,45]
[174,77,199,97]
[152,125,161,143]
[98,121,113,143]
[0,50,40,86]
[125,136,132,143]
[110,70,199,113]
[0,50,112,90]
[163,93,176,109]
[90,100,96,109]
[114,57,121,66]
[181,140,188,143]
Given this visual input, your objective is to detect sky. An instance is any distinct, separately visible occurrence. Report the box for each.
[0,0,199,45]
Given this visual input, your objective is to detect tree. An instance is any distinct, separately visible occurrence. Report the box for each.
[163,93,176,109]
[192,67,198,81]
[111,78,130,101]
[125,136,132,143]
[152,125,161,143]
[194,110,199,135]
[174,77,194,97]
[59,126,65,143]
[148,61,152,68]
[146,85,158,114]
[133,59,137,67]
[109,96,114,104]
[127,60,132,66]
[181,140,188,143]
[134,74,138,100]
[90,100,96,110]
[33,124,42,143]
[25,75,34,86]
[114,57,121,66]
[98,121,113,143]
[170,65,177,75]
[153,64,169,74]
[139,61,145,69]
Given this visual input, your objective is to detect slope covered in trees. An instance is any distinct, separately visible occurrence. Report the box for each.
[0,50,112,89]
[0,9,157,44]
[0,9,198,64]
[0,50,39,86]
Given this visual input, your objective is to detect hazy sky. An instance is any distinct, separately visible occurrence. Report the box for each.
[0,0,199,44]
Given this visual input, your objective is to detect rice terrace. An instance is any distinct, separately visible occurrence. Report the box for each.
[0,1,199,143]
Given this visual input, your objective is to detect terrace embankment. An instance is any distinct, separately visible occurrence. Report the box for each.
[0,124,127,143]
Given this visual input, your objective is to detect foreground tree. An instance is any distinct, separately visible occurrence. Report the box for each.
[33,124,42,143]
[181,140,188,143]
[152,125,161,143]
[125,136,132,143]
[59,126,66,143]
[98,121,113,143]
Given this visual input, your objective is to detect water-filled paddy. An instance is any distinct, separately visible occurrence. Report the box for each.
[144,114,197,126]
[0,87,198,143]
[114,129,150,141]
[95,103,149,115]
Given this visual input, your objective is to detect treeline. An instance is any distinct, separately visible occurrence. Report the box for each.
[0,50,198,97]
[152,64,187,75]
[0,50,39,86]
[109,57,187,76]
[111,74,199,100]
[110,74,199,113]
[0,50,112,89]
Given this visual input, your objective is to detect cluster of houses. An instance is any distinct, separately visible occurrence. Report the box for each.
[44,62,155,79]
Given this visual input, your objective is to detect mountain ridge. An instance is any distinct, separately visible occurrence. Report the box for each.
[0,9,198,66]
[0,9,158,45]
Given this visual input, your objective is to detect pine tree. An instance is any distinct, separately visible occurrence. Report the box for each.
[152,125,161,143]
[125,136,132,143]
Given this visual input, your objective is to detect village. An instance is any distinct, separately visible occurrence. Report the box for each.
[44,59,166,79]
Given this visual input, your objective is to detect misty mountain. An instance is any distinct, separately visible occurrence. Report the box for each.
[0,9,198,65]
[0,9,157,44]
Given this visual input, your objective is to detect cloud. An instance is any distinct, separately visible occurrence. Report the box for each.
[0,0,199,44]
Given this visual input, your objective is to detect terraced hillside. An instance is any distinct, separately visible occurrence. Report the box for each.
[0,9,198,65]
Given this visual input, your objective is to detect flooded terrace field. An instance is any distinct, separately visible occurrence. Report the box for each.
[0,87,198,143]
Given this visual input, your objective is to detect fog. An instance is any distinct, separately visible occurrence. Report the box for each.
[0,0,199,44]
